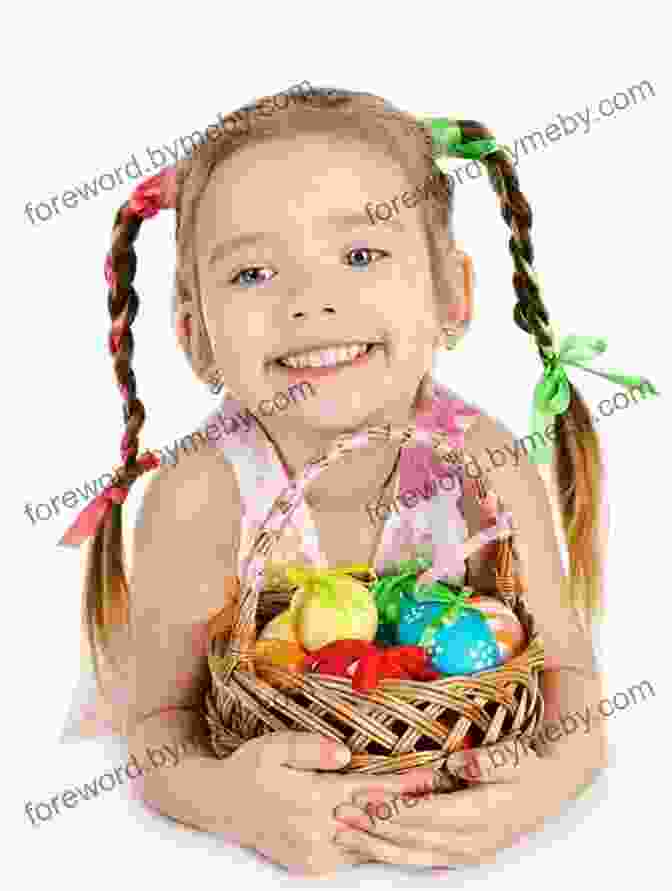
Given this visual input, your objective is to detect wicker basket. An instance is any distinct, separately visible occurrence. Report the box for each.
[205,424,545,783]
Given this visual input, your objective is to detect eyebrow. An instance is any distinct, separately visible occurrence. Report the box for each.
[326,212,406,232]
[207,212,406,269]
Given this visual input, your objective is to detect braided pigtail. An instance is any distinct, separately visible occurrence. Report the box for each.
[429,119,604,621]
[482,134,603,620]
[61,170,176,680]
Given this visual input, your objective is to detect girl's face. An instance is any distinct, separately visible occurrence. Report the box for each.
[195,132,463,431]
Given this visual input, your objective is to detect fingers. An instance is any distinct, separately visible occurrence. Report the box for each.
[268,823,375,874]
[444,741,542,783]
[342,785,494,831]
[334,805,470,851]
[337,767,439,803]
[334,801,454,842]
[336,796,476,834]
[334,828,499,868]
[256,732,352,771]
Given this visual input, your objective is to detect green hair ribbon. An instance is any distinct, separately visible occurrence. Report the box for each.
[529,335,659,465]
[420,118,504,162]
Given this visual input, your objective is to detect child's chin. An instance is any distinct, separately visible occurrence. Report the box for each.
[297,400,375,433]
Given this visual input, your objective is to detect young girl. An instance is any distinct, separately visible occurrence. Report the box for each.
[60,86,652,874]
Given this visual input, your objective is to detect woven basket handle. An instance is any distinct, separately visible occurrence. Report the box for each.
[220,424,482,673]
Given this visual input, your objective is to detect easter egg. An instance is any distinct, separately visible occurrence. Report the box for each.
[259,609,299,643]
[398,594,525,676]
[253,640,307,689]
[295,576,378,652]
[467,596,526,662]
[254,639,307,670]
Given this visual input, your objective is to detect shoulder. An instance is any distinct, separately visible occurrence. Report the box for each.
[148,440,240,516]
[125,445,243,717]
[131,442,242,590]
[462,410,561,565]
[462,410,550,506]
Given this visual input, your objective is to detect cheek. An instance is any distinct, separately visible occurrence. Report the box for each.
[212,310,269,361]
[391,322,438,362]
[203,286,268,352]
[244,309,270,339]
[389,287,440,344]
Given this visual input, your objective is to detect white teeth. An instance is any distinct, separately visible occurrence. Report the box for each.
[279,342,371,368]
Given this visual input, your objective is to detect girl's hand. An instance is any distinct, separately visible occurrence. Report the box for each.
[222,731,437,876]
[332,743,585,868]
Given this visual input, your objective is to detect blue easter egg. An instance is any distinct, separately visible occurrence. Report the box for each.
[398,598,502,675]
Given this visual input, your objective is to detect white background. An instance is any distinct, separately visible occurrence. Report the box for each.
[4,1,669,887]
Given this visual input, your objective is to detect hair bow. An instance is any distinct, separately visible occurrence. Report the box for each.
[58,451,160,547]
[419,118,513,168]
[529,335,659,465]
[121,167,177,222]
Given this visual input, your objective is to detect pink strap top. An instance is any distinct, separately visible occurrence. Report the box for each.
[200,378,503,585]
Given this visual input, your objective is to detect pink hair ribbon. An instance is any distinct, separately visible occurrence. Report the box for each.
[58,452,160,548]
[66,170,174,549]
[121,166,177,222]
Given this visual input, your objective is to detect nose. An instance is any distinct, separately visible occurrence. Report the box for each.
[289,305,336,320]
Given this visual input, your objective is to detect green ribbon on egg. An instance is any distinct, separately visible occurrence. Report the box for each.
[370,557,436,624]
[370,557,476,629]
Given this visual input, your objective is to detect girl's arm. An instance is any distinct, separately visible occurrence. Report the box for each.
[331,415,609,867]
[123,444,420,874]
[125,445,246,828]
[462,413,608,783]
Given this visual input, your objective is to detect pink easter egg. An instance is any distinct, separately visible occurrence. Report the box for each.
[469,596,526,661]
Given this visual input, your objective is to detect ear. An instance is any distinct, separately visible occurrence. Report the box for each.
[444,248,475,328]
[173,294,216,383]
[433,248,475,349]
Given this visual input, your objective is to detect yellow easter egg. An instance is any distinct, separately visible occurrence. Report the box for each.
[296,576,378,652]
[259,609,299,643]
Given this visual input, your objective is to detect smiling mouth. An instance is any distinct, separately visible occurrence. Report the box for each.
[274,341,382,370]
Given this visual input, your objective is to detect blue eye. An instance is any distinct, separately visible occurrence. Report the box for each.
[345,247,388,268]
[231,267,275,287]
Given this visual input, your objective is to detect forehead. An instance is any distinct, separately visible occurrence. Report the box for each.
[195,132,420,247]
